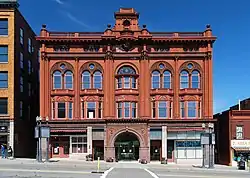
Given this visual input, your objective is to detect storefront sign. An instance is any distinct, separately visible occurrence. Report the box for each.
[231,140,250,149]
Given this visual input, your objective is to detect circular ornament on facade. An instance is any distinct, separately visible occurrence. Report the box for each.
[159,63,165,69]
[187,63,193,69]
[89,64,95,70]
[60,64,66,70]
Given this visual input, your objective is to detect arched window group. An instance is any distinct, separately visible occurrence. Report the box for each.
[180,70,200,89]
[82,70,103,89]
[116,66,137,89]
[151,70,172,89]
[53,70,73,89]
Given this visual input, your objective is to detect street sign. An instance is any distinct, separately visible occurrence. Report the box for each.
[200,133,210,145]
[34,126,39,138]
[211,133,216,145]
[40,126,50,138]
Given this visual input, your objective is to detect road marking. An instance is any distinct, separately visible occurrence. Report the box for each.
[0,168,91,174]
[100,167,114,178]
[158,174,228,178]
[144,168,159,178]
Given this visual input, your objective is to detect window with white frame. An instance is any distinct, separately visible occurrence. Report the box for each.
[236,126,243,139]
[87,102,95,119]
[116,102,137,119]
[20,28,23,45]
[20,52,23,69]
[28,60,31,74]
[71,136,87,153]
[20,76,23,92]
[28,38,32,53]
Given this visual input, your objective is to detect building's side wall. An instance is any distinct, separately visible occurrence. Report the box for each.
[214,111,230,165]
[13,10,39,158]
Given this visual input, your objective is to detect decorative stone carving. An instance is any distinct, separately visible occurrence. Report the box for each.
[53,96,73,102]
[83,45,100,52]
[54,45,69,52]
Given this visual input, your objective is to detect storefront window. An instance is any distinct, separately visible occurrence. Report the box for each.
[71,136,87,153]
[176,140,202,159]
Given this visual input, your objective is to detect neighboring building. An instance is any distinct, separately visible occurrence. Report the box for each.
[215,98,250,166]
[0,0,39,158]
[37,8,216,164]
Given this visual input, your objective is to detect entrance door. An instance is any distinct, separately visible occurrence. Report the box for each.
[167,140,174,162]
[114,132,140,161]
[50,136,70,158]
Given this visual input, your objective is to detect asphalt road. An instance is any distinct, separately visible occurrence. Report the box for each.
[0,159,249,178]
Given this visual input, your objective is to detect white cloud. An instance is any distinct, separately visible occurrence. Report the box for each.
[66,12,91,29]
[53,0,64,5]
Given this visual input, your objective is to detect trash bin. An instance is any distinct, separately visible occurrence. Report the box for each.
[238,161,245,170]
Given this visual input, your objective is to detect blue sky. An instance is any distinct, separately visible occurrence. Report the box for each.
[19,0,250,114]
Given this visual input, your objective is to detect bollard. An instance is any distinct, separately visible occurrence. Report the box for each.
[91,156,104,174]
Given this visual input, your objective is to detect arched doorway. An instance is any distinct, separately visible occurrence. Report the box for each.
[114,132,140,161]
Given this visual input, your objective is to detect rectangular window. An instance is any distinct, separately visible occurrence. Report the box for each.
[20,52,23,69]
[20,76,23,92]
[20,101,23,117]
[117,78,122,89]
[131,102,136,118]
[124,102,130,118]
[71,136,87,153]
[0,98,7,114]
[0,46,8,63]
[158,101,167,118]
[28,38,32,53]
[187,101,196,118]
[0,19,8,36]
[68,102,73,119]
[28,83,31,96]
[180,101,185,118]
[117,102,122,118]
[57,102,66,118]
[20,28,23,45]
[124,77,130,88]
[0,72,8,88]
[28,60,31,74]
[98,102,102,118]
[236,126,243,139]
[87,102,95,119]
[152,102,156,118]
[176,140,202,159]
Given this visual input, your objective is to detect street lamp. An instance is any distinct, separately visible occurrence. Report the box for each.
[35,116,50,163]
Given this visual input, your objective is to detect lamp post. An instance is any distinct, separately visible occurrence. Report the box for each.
[35,116,50,163]
[208,123,215,169]
[35,116,42,162]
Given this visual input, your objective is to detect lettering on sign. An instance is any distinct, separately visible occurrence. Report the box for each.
[231,140,250,148]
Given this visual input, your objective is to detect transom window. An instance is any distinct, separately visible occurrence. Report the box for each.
[180,101,201,118]
[180,70,200,89]
[52,70,73,89]
[81,70,103,89]
[151,70,172,89]
[117,102,137,119]
[116,66,137,89]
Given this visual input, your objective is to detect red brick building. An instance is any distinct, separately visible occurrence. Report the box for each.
[215,98,250,166]
[36,8,216,164]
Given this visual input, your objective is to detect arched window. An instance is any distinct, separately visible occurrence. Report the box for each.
[117,66,137,89]
[53,71,62,89]
[180,70,189,89]
[93,71,102,89]
[163,70,171,89]
[82,71,91,89]
[151,70,160,89]
[64,71,73,89]
[191,70,200,89]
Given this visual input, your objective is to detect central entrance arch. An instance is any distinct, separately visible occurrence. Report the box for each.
[114,132,140,161]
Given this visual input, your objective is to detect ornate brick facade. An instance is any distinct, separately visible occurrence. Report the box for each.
[37,8,216,163]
